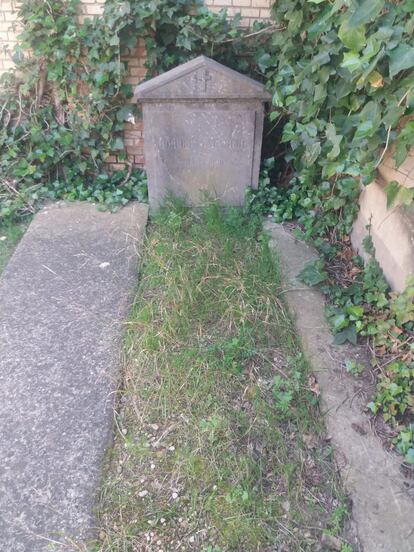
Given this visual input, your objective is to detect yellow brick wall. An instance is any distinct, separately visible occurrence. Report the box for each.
[0,1,21,73]
[207,0,272,26]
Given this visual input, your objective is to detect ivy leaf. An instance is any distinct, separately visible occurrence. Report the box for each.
[304,142,322,166]
[347,0,385,29]
[258,53,271,73]
[338,22,366,51]
[346,305,364,319]
[116,105,133,123]
[397,186,414,206]
[406,449,414,465]
[112,137,124,151]
[326,123,342,160]
[341,52,363,73]
[368,70,384,88]
[385,181,401,209]
[389,44,414,78]
[332,313,349,331]
[298,260,328,286]
[95,71,109,86]
[287,10,303,33]
[354,120,374,139]
[119,1,131,16]
[109,35,120,47]
[334,325,357,345]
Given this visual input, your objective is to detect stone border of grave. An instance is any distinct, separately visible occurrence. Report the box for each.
[265,221,414,552]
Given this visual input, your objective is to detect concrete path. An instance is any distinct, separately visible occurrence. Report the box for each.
[0,202,148,551]
[266,222,414,552]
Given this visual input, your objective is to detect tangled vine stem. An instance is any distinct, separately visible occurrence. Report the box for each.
[375,87,414,169]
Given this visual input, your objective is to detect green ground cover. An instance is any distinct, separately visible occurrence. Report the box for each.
[0,219,30,275]
[90,203,353,552]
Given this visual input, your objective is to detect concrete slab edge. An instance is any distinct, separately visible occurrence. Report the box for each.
[265,221,414,552]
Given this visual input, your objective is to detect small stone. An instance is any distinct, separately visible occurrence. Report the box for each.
[99,262,110,269]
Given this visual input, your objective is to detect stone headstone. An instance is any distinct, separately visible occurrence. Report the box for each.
[135,55,271,208]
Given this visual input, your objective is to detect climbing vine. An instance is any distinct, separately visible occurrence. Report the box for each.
[0,0,274,219]
[249,0,414,466]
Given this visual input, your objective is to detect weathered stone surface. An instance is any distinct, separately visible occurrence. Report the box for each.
[351,178,414,292]
[135,56,271,208]
[0,201,148,550]
[266,221,414,552]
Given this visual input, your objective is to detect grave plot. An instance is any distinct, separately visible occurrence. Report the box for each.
[91,203,358,552]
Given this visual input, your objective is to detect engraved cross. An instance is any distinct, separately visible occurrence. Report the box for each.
[192,70,213,93]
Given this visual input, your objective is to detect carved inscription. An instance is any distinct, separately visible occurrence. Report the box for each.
[191,69,213,93]
[157,135,248,152]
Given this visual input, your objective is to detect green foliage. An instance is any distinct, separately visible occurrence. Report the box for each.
[368,362,414,422]
[395,423,414,465]
[246,0,414,464]
[345,359,364,376]
[1,0,271,221]
[298,259,328,286]
[250,0,414,239]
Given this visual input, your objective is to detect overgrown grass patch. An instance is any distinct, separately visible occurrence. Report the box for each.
[0,218,30,275]
[91,202,353,552]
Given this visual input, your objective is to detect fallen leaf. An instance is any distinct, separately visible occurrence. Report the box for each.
[308,375,320,396]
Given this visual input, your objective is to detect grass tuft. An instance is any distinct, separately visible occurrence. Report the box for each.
[0,218,30,275]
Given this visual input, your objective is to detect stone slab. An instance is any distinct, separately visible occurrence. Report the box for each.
[0,201,148,550]
[265,221,414,552]
[142,101,264,207]
[351,178,414,292]
[135,56,270,209]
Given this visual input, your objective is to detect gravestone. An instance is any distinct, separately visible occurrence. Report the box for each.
[135,55,271,208]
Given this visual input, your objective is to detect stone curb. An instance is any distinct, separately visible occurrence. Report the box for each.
[265,221,414,552]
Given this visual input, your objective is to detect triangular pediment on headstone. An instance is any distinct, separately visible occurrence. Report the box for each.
[134,56,272,101]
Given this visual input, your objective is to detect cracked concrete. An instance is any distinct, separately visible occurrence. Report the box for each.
[0,202,148,551]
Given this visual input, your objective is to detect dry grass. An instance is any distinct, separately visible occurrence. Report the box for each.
[88,201,353,552]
